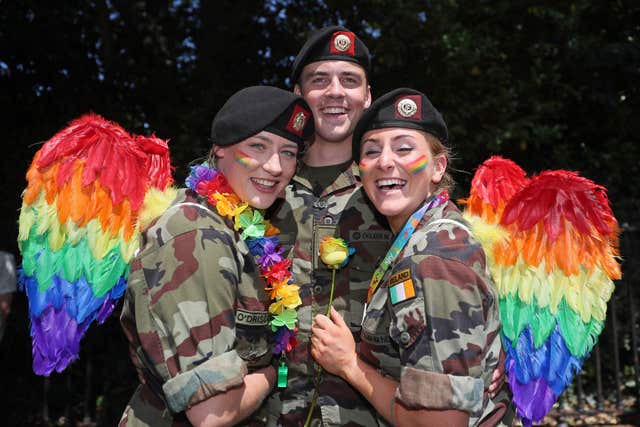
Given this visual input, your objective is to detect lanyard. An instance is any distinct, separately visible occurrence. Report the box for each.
[366,191,449,303]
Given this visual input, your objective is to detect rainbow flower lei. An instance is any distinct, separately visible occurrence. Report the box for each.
[185,163,300,359]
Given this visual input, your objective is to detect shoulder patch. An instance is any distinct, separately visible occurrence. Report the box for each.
[388,269,416,305]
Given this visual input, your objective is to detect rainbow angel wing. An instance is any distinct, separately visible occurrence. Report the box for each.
[460,156,530,254]
[18,113,176,376]
[462,156,621,425]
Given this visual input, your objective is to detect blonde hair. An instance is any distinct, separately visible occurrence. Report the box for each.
[423,132,455,193]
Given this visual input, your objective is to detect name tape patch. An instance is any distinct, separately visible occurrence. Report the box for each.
[361,330,391,345]
[349,230,393,242]
[235,309,270,326]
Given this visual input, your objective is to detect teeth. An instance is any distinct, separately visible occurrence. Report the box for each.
[323,107,346,114]
[377,179,406,187]
[252,178,276,187]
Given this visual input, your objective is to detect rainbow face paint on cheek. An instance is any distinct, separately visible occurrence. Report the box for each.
[406,154,428,174]
[358,160,374,174]
[235,151,257,169]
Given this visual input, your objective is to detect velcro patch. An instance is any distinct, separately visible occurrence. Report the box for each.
[388,269,416,305]
[235,309,270,326]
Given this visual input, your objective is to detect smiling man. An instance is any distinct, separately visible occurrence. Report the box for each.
[260,26,392,426]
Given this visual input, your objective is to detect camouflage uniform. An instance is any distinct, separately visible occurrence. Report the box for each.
[258,162,392,426]
[119,189,272,426]
[360,193,511,426]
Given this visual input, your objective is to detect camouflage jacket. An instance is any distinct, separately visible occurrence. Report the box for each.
[360,195,510,426]
[256,162,392,426]
[119,189,272,426]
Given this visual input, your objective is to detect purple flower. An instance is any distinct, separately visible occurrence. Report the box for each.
[257,239,285,269]
[185,163,218,190]
[247,236,279,256]
[273,327,297,355]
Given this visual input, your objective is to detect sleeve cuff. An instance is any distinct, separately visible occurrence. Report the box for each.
[396,366,484,414]
[162,350,248,413]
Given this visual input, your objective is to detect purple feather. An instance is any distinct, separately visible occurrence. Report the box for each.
[504,325,585,425]
[95,296,117,324]
[507,359,557,423]
[30,306,89,376]
[27,274,127,375]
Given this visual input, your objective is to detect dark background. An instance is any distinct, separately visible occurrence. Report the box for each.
[0,1,639,425]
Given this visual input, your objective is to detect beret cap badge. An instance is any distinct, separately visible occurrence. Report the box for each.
[330,31,355,55]
[396,98,419,118]
[333,34,352,52]
[292,111,307,132]
[286,104,310,136]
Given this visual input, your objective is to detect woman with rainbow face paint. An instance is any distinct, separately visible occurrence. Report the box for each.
[310,89,513,426]
[120,86,315,427]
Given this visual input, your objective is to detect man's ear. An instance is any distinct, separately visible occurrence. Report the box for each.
[364,85,372,108]
[293,84,302,96]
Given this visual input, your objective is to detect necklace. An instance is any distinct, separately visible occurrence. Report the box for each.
[186,163,300,386]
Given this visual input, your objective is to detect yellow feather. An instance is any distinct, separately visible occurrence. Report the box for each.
[138,187,178,231]
[529,263,551,309]
[463,213,510,267]
[586,268,614,322]
[86,219,117,259]
[18,202,37,242]
[516,261,534,304]
[463,213,509,246]
[501,264,521,297]
[35,196,57,236]
[48,219,66,251]
[121,232,140,263]
[64,218,86,245]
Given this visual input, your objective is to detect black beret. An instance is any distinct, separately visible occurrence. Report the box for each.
[291,26,371,84]
[211,86,314,147]
[352,88,449,162]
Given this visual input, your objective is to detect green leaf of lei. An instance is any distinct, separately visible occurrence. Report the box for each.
[271,308,297,331]
[238,209,265,240]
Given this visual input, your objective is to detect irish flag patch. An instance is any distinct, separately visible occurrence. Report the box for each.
[388,269,416,305]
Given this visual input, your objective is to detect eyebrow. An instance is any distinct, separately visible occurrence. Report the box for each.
[362,133,417,145]
[303,70,363,80]
[391,133,418,142]
[302,70,329,81]
[252,134,272,142]
[362,137,380,145]
[252,134,299,150]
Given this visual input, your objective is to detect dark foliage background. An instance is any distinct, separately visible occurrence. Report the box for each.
[0,1,638,425]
